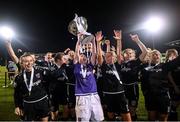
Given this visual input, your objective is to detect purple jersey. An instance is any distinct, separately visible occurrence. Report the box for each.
[74,63,97,96]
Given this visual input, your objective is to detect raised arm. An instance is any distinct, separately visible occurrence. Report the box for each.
[130,34,148,61]
[89,36,96,65]
[64,48,71,54]
[91,35,97,54]
[113,30,122,64]
[74,37,81,64]
[5,39,19,64]
[95,31,104,65]
[105,40,110,52]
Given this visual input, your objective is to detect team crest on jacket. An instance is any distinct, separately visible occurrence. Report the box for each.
[36,73,40,78]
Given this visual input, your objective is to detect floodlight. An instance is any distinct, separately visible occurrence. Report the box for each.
[144,17,164,33]
[0,26,14,39]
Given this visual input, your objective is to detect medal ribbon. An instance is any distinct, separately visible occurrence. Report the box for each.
[23,67,34,95]
[81,64,87,78]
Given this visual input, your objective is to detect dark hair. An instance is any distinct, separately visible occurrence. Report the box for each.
[54,52,64,62]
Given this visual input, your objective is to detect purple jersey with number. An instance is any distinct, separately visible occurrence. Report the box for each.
[74,63,97,96]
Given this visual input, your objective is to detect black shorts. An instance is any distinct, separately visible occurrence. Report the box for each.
[97,77,105,104]
[67,84,76,108]
[124,83,139,107]
[50,84,68,112]
[144,91,171,114]
[104,92,129,114]
[23,97,50,121]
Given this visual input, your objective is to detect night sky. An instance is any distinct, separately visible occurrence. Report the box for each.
[0,0,180,57]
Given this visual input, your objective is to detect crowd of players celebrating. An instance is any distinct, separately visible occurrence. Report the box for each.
[3,14,180,121]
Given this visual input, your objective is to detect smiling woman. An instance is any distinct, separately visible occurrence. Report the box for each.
[14,53,50,121]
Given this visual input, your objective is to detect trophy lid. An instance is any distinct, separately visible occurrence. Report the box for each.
[68,14,88,36]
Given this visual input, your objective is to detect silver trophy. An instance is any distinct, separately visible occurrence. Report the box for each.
[68,14,95,59]
[68,14,94,44]
[68,14,88,36]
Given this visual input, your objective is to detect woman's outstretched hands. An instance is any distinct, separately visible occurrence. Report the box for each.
[113,30,122,40]
[95,31,103,42]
